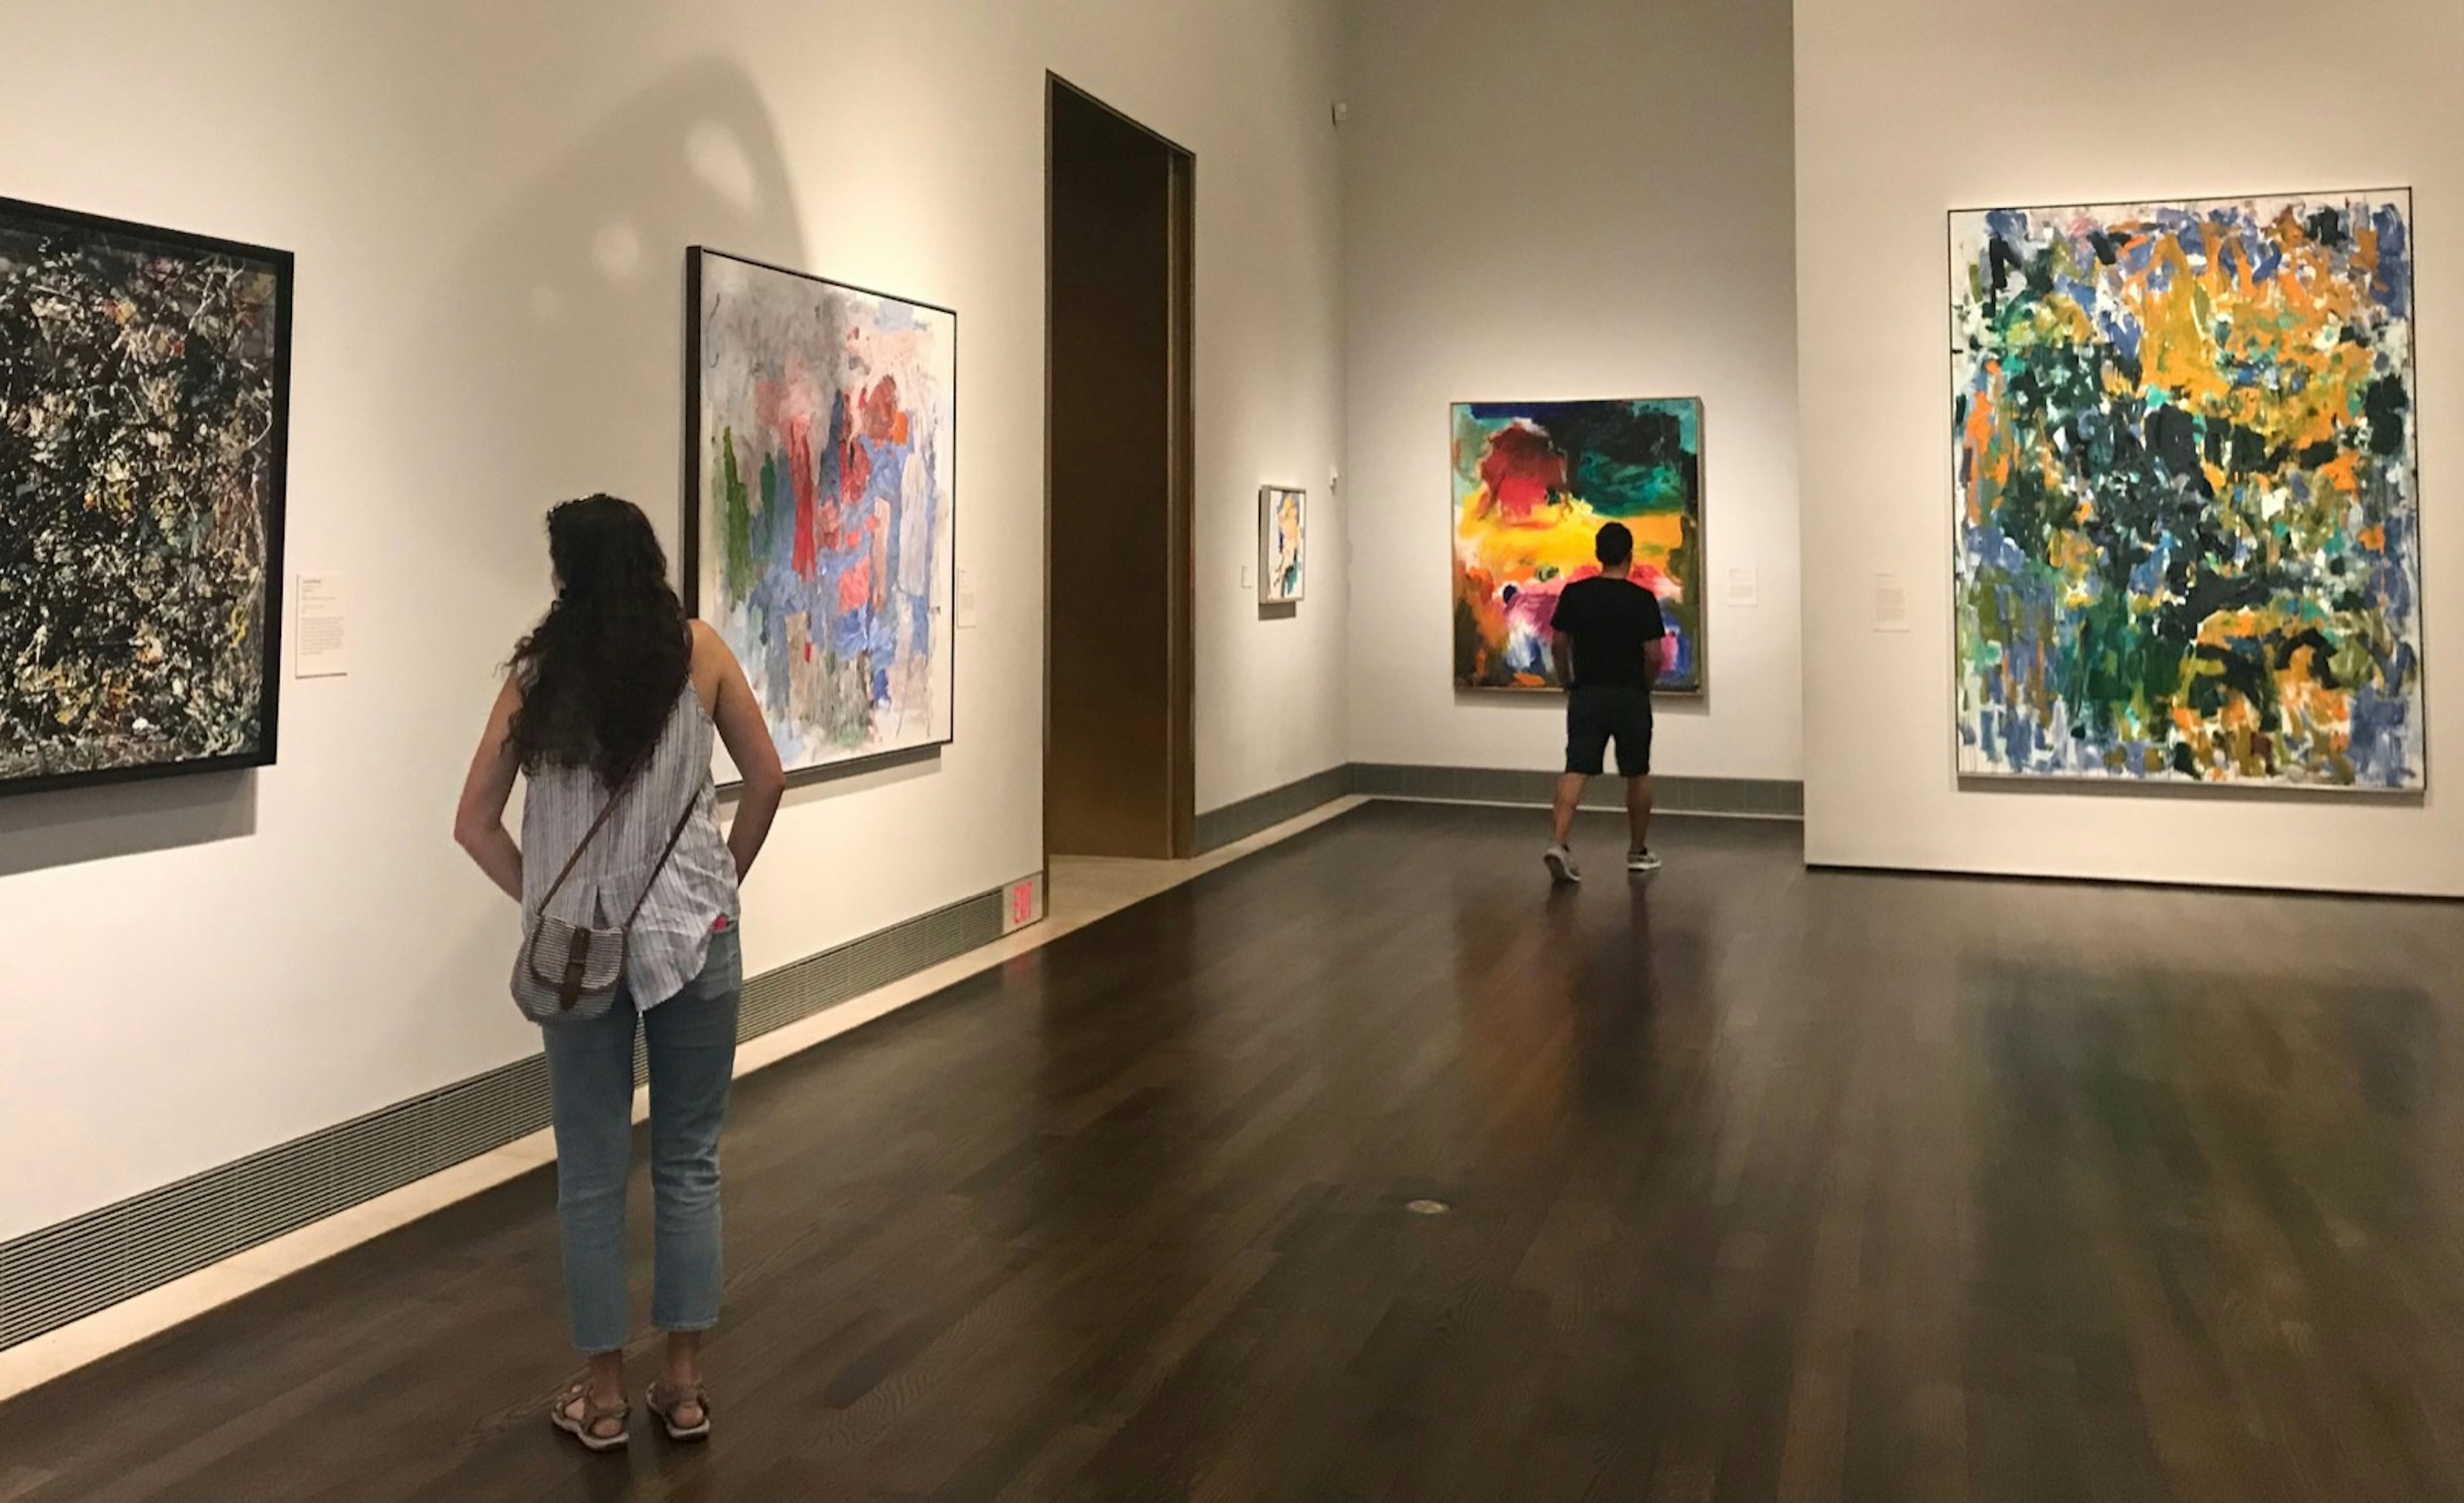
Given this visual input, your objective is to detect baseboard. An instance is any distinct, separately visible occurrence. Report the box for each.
[1195,765,1353,852]
[1348,763,1804,820]
[0,883,1017,1355]
[1195,764,1802,854]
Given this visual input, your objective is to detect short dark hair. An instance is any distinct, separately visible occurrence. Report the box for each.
[1595,522,1634,567]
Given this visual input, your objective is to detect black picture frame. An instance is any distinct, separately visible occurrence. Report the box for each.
[1448,396,1709,698]
[682,246,959,789]
[0,195,293,801]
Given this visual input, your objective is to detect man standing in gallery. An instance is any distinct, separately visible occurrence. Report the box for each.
[1543,521,1665,884]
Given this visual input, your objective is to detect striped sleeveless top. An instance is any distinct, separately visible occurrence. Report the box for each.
[520,685,739,1010]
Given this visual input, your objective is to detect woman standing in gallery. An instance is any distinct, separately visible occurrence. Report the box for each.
[453,494,786,1452]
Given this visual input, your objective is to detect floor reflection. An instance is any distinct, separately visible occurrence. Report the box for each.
[11,802,2464,1500]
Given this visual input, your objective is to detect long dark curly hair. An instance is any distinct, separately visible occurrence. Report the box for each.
[508,495,692,785]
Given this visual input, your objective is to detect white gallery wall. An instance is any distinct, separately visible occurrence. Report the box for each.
[1190,64,1351,813]
[1340,0,1803,783]
[0,0,1347,1242]
[1797,0,2464,894]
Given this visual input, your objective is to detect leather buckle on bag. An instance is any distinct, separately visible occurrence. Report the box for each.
[560,927,593,1011]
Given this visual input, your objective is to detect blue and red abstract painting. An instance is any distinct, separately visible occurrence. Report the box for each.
[690,250,955,776]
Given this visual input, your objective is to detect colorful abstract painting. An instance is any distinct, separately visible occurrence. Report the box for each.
[0,197,291,797]
[1953,192,2422,789]
[688,249,955,777]
[1452,399,1702,692]
[1261,485,1305,605]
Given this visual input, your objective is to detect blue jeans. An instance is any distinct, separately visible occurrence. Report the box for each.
[540,927,742,1353]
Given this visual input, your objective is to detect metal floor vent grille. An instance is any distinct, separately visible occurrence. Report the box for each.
[0,884,1014,1356]
[0,1054,556,1353]
[739,889,1004,1044]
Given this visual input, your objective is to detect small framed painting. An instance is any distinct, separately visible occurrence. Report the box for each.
[1260,485,1306,606]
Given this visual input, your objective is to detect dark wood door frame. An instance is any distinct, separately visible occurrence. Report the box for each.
[1042,74,1197,863]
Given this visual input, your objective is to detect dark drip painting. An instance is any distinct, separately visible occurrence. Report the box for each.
[0,198,291,796]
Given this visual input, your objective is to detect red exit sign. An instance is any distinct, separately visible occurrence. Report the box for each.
[1005,876,1043,933]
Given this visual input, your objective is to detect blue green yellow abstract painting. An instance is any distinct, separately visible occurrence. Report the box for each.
[1952,191,2422,790]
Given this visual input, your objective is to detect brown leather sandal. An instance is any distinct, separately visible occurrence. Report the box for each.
[646,1380,712,1442]
[550,1382,630,1452]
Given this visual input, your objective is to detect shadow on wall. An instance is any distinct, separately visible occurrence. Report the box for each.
[773,744,942,814]
[386,55,808,617]
[378,60,805,1008]
[0,60,811,886]
[0,773,258,880]
[1451,687,1713,721]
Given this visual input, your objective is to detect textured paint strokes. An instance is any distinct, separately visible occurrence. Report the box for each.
[1951,193,2422,790]
[0,203,287,790]
[694,253,955,775]
[1451,399,1703,692]
[1262,486,1305,605]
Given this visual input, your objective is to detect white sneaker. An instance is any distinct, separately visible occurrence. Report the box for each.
[1627,848,1663,875]
[1544,845,1582,884]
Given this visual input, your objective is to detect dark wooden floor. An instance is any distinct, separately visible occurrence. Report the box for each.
[8,802,2464,1500]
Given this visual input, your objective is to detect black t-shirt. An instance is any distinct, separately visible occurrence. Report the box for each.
[1548,576,1667,689]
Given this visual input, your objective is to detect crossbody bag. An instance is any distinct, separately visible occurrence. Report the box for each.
[511,768,697,1024]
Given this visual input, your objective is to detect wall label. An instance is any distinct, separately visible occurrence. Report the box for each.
[296,573,351,678]
[1870,571,1912,633]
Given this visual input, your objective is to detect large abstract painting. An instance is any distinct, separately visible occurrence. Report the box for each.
[1953,191,2422,790]
[687,248,955,778]
[1452,399,1703,693]
[0,197,291,798]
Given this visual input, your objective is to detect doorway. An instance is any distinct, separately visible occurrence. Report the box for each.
[1044,78,1196,860]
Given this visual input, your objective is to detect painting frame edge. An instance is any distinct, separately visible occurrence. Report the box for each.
[1942,185,2426,796]
[1446,394,1709,700]
[1258,483,1306,606]
[0,194,293,803]
[681,243,961,791]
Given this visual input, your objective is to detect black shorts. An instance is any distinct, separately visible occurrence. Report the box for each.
[1565,686,1653,777]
